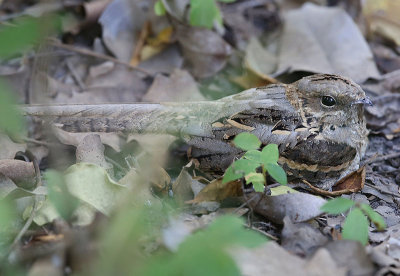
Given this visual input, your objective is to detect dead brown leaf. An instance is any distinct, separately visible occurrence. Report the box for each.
[186,178,242,204]
[302,167,365,196]
[332,166,365,193]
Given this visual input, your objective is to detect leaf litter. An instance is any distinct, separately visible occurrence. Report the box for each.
[0,0,400,274]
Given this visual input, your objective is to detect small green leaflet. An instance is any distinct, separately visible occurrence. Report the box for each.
[0,81,25,136]
[233,132,261,151]
[222,159,259,184]
[342,208,369,245]
[245,173,265,192]
[266,163,287,185]
[360,203,386,231]
[243,150,262,163]
[154,0,166,15]
[260,144,279,164]
[189,0,219,29]
[320,198,355,214]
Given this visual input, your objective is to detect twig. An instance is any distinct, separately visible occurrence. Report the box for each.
[65,59,86,91]
[9,152,43,252]
[363,152,400,165]
[249,226,278,241]
[364,183,400,198]
[47,38,153,77]
[233,193,258,214]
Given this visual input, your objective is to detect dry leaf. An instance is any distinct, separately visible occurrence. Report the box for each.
[187,178,242,204]
[247,191,326,224]
[176,24,232,78]
[363,0,400,46]
[277,3,380,83]
[244,37,277,81]
[0,159,36,188]
[172,168,195,202]
[143,69,205,102]
[332,166,365,193]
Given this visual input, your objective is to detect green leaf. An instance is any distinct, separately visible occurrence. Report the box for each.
[260,144,279,165]
[232,159,260,175]
[245,172,265,192]
[154,0,166,16]
[0,80,25,136]
[0,198,16,228]
[342,208,369,245]
[222,159,259,184]
[243,150,262,163]
[233,132,261,151]
[189,0,219,29]
[251,182,264,192]
[266,163,287,185]
[222,165,241,184]
[0,15,59,58]
[45,170,79,221]
[320,198,355,215]
[360,204,386,231]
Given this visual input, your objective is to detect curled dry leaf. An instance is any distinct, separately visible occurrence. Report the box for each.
[303,167,366,196]
[332,166,365,193]
[0,159,36,188]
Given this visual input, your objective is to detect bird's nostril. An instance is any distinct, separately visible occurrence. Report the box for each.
[352,97,373,106]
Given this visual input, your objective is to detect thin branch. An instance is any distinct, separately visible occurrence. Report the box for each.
[9,152,43,253]
[47,38,153,77]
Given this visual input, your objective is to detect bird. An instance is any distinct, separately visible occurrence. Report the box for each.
[22,74,371,190]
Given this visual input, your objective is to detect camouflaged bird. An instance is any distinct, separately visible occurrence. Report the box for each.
[22,74,371,190]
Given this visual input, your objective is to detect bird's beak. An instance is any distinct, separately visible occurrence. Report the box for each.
[352,97,373,106]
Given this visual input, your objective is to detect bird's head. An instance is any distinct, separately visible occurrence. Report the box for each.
[293,74,371,127]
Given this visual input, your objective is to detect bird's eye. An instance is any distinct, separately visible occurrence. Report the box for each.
[321,96,336,107]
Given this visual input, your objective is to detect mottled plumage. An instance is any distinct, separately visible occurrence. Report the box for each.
[22,74,370,190]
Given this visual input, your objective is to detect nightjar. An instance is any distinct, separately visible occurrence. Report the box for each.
[23,74,371,190]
